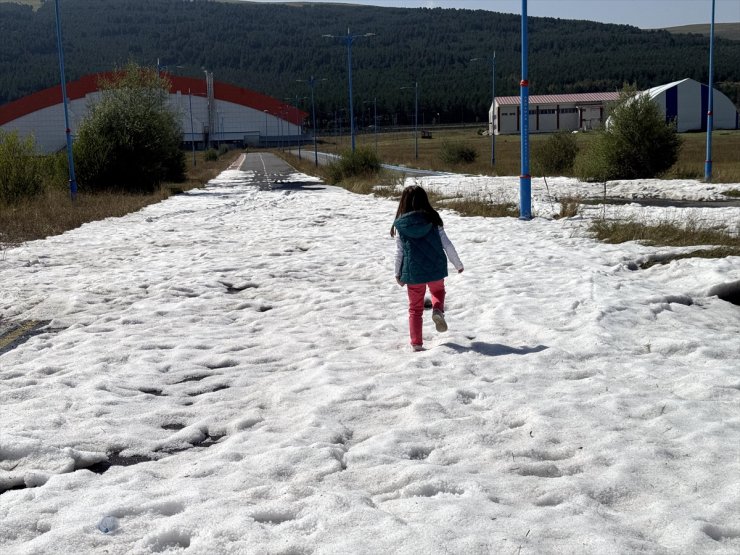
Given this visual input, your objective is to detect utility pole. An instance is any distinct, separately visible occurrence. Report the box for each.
[53,0,77,200]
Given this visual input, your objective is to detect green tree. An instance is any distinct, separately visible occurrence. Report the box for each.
[575,87,682,181]
[533,131,579,176]
[0,130,43,204]
[74,62,185,192]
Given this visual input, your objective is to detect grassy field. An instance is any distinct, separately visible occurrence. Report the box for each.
[315,127,740,182]
[284,127,740,260]
[664,22,740,41]
[3,127,738,255]
[0,150,241,248]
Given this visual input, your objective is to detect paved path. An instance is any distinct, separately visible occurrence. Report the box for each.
[285,149,454,177]
[238,152,326,191]
[243,151,740,208]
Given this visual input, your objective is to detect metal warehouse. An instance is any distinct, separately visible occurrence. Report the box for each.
[490,78,738,135]
[491,91,620,135]
[632,78,739,132]
[0,72,307,154]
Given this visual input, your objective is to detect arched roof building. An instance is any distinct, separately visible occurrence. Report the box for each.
[0,72,308,153]
[491,79,738,136]
[635,78,738,132]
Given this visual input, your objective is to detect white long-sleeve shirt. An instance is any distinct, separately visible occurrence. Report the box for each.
[394,227,463,278]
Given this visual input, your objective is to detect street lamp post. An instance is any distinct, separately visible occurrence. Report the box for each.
[401,82,419,160]
[295,95,302,159]
[323,29,375,153]
[519,0,532,220]
[471,52,496,166]
[364,98,378,153]
[705,0,716,182]
[285,95,308,158]
[188,88,196,166]
[216,111,222,149]
[53,0,77,200]
[278,111,283,151]
[221,113,225,147]
[293,96,302,159]
[298,77,327,167]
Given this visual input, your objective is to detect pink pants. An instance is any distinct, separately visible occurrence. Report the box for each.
[406,279,445,346]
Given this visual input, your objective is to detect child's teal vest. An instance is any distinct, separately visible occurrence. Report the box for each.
[394,211,448,285]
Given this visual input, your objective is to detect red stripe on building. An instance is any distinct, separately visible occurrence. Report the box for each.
[496,91,621,106]
[0,72,307,126]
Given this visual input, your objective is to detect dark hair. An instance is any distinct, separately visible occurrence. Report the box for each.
[390,185,443,236]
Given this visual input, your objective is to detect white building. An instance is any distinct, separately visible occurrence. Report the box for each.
[0,72,307,154]
[491,79,739,136]
[632,78,738,132]
[491,91,620,135]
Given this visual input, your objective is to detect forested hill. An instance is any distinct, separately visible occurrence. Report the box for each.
[1,0,739,124]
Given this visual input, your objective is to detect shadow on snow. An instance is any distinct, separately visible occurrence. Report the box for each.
[441,341,549,357]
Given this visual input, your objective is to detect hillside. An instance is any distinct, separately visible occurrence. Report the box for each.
[664,22,740,42]
[0,0,739,126]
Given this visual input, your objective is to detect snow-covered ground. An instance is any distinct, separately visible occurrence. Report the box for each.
[1,164,739,554]
[414,173,740,236]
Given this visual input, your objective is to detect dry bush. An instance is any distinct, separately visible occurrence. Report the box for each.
[0,187,170,245]
[0,150,241,247]
[440,192,519,218]
[591,216,740,250]
[557,196,582,219]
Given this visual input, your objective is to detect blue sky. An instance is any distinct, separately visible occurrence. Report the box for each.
[242,1,740,29]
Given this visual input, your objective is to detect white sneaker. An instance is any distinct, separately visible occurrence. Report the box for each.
[432,309,448,332]
[411,344,424,352]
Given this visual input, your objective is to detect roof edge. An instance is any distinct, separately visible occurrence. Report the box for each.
[0,72,307,126]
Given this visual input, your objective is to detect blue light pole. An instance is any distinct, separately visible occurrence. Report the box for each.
[53,0,77,200]
[471,52,497,166]
[323,29,375,152]
[705,0,716,182]
[519,0,532,220]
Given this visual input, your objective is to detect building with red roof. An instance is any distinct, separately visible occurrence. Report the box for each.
[492,91,621,135]
[0,72,308,153]
[491,80,738,135]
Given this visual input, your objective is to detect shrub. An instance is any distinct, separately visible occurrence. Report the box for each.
[43,151,73,191]
[439,140,478,164]
[204,148,219,161]
[0,130,44,204]
[573,136,615,183]
[575,87,682,181]
[217,144,229,156]
[326,147,381,184]
[533,132,579,175]
[74,62,186,192]
[557,196,582,219]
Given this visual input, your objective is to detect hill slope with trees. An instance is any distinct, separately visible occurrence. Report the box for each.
[0,0,738,126]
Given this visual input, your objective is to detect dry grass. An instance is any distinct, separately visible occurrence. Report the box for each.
[0,150,241,247]
[556,196,582,219]
[280,151,401,197]
[323,128,740,182]
[638,246,740,268]
[281,150,520,220]
[664,131,740,183]
[440,193,519,218]
[591,217,740,259]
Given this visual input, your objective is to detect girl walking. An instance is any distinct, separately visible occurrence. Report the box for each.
[391,185,464,351]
